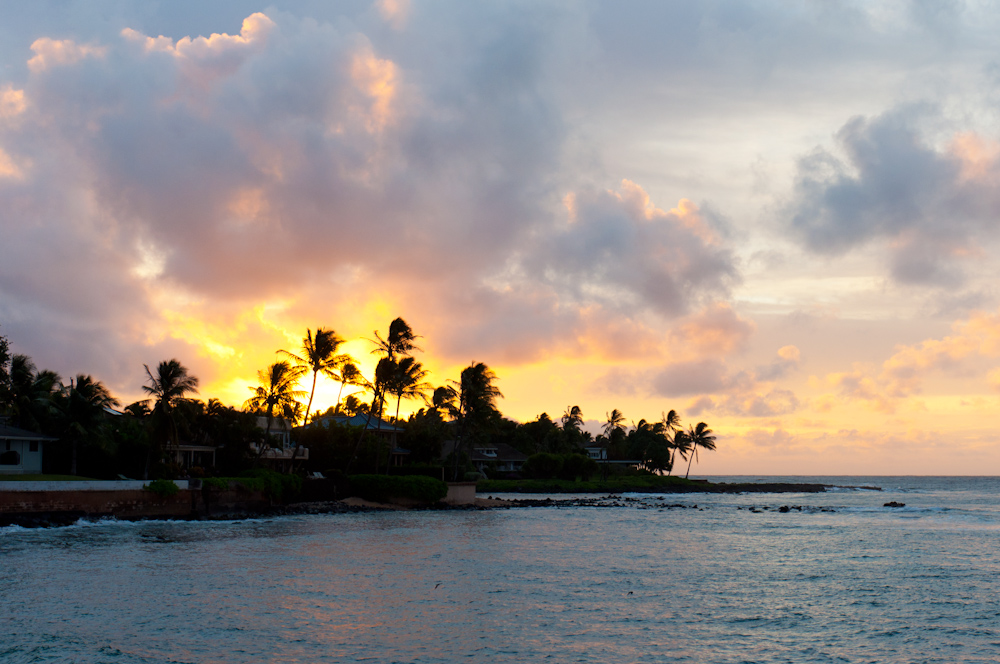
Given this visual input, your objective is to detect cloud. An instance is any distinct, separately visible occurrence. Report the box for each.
[0,9,746,402]
[668,302,754,357]
[786,108,1000,288]
[27,37,107,72]
[820,308,1000,412]
[755,345,801,381]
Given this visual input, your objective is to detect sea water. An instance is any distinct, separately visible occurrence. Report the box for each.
[2,476,999,663]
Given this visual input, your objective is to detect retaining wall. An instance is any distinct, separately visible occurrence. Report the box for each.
[0,480,269,524]
[444,481,477,505]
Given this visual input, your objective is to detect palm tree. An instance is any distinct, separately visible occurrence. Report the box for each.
[334,362,368,413]
[6,355,60,431]
[661,409,685,475]
[684,422,717,479]
[450,362,502,480]
[57,374,119,475]
[388,356,431,425]
[600,408,626,477]
[142,359,199,477]
[244,361,307,450]
[562,405,583,431]
[279,328,351,428]
[371,317,420,362]
[364,318,420,471]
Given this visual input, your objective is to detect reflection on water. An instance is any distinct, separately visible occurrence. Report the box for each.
[2,478,1000,662]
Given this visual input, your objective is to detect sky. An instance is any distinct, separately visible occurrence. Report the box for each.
[4,1,1000,475]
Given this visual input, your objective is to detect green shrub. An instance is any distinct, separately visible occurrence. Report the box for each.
[202,477,232,491]
[349,474,448,504]
[145,478,179,498]
[238,469,302,502]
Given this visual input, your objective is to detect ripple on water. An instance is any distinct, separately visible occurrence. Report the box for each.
[2,478,1000,662]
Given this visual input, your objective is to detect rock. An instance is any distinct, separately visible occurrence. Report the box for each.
[883,501,906,508]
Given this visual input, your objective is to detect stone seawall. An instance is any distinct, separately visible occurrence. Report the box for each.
[0,481,270,526]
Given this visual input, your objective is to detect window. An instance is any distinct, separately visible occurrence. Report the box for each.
[30,441,38,453]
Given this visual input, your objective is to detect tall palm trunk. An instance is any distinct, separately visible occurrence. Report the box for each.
[685,447,696,479]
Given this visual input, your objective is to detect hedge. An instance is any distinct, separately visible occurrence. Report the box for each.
[349,474,448,504]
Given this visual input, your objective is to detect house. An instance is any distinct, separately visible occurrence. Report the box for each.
[0,418,54,475]
[312,414,410,466]
[251,417,307,471]
[442,440,527,476]
[584,442,607,461]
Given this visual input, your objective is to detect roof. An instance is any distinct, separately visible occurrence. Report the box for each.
[314,414,404,433]
[0,422,57,441]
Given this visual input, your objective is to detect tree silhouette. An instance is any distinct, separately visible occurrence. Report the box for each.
[684,422,717,479]
[57,374,119,475]
[244,361,306,451]
[661,409,686,476]
[5,355,60,432]
[279,328,350,428]
[142,359,198,478]
[334,362,368,414]
[450,362,502,479]
[388,356,431,425]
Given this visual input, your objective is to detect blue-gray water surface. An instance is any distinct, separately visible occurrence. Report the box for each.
[2,476,999,663]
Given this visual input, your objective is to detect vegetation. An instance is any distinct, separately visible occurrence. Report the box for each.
[145,478,180,497]
[0,319,720,489]
[349,474,448,504]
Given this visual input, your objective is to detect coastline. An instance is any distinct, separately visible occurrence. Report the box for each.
[1,479,885,528]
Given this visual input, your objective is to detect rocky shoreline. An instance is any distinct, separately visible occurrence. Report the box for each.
[1,482,883,527]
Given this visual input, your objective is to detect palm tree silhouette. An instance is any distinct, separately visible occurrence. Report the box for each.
[388,356,431,425]
[6,354,60,431]
[684,422,717,479]
[143,359,198,477]
[58,374,119,475]
[279,328,351,428]
[661,410,685,475]
[244,361,306,452]
[334,362,368,414]
[450,362,502,480]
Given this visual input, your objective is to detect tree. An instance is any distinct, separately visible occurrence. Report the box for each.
[142,359,199,478]
[602,408,627,476]
[562,405,583,431]
[341,394,367,416]
[335,362,368,412]
[279,328,351,428]
[450,362,503,480]
[244,361,307,449]
[684,422,717,479]
[0,327,10,406]
[388,356,431,425]
[361,318,420,472]
[661,409,686,476]
[371,317,420,361]
[5,355,60,432]
[55,374,119,475]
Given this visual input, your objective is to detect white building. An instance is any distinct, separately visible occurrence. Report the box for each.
[0,419,53,474]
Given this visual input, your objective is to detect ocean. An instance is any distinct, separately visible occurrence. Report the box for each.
[2,476,999,663]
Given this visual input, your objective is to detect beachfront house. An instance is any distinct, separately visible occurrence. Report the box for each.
[0,418,53,475]
[441,440,527,477]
